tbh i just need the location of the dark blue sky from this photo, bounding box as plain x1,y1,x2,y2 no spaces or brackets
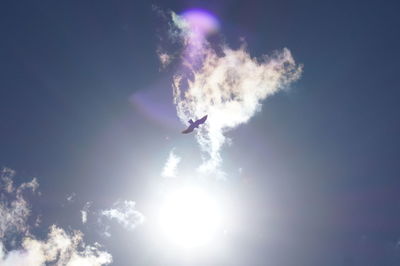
1,0,400,265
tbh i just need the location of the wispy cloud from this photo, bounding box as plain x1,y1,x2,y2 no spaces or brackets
157,49,173,69
0,168,38,239
0,225,112,266
66,192,76,203
163,12,303,176
101,200,144,231
162,149,181,178
81,202,92,225
1,167,15,193
0,168,112,266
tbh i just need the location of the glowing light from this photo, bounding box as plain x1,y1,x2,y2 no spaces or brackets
181,9,220,36
158,186,223,249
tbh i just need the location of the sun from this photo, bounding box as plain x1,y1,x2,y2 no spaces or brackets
158,186,223,249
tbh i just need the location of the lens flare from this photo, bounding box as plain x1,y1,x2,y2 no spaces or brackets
181,9,220,36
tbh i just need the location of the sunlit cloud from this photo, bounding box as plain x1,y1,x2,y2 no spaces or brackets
0,226,112,266
100,200,144,231
0,168,38,239
162,149,181,178
164,11,303,176
0,168,112,266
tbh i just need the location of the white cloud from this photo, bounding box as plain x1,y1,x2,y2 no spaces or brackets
0,168,112,266
66,192,76,203
167,13,303,176
81,202,92,224
101,200,144,231
17,178,39,194
0,168,38,239
81,211,88,225
0,225,112,266
162,149,181,178
0,195,30,238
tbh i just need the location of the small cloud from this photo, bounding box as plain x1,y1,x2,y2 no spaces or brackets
100,200,144,231
66,192,76,203
34,216,41,228
81,211,88,225
16,178,39,194
81,202,92,225
1,167,15,193
157,49,173,68
100,224,111,238
162,149,181,178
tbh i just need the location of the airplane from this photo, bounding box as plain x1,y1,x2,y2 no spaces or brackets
181,115,208,134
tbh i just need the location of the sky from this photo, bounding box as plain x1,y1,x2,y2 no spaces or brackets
0,0,400,265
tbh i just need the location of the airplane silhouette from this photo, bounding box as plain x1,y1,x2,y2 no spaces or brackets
181,115,208,134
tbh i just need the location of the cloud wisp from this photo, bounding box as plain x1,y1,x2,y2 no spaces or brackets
100,200,145,232
81,202,92,225
162,149,181,178
161,11,303,176
66,192,76,203
0,168,38,239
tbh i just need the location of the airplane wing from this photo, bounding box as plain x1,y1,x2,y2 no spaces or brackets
188,119,194,124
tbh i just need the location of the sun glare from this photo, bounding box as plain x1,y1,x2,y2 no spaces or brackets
158,186,223,249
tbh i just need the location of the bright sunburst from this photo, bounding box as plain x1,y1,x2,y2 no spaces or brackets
158,186,223,249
